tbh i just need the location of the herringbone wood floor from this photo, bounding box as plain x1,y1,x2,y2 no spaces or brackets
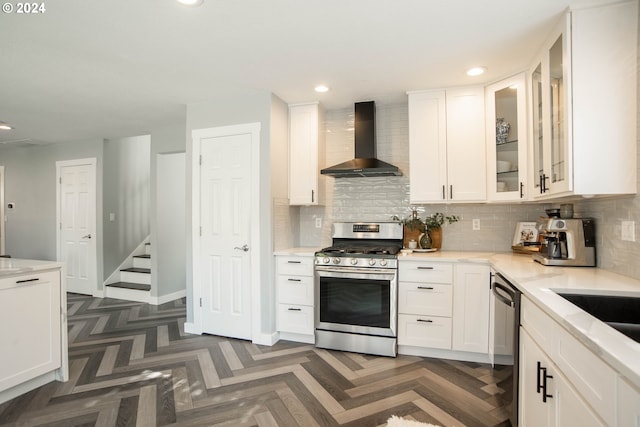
0,294,512,427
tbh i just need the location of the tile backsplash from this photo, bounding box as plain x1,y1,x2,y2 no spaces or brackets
283,101,640,281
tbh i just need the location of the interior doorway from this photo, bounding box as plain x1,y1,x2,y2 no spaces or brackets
191,122,261,341
56,158,98,295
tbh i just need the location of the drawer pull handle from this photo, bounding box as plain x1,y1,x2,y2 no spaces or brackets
16,278,39,284
287,261,302,264
417,266,434,270
417,319,433,323
288,278,302,282
417,286,434,290
287,308,302,311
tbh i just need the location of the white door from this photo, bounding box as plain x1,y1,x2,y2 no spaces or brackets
198,129,254,340
0,165,5,255
57,159,97,295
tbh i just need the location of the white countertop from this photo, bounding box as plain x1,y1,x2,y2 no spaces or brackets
273,247,320,256
402,250,640,388
0,258,64,278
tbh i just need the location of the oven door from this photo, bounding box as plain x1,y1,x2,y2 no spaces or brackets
315,266,397,337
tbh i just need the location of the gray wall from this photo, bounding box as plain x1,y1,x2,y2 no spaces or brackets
150,116,187,299
102,135,150,281
0,139,104,283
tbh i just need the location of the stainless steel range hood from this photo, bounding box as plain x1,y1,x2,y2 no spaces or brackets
321,101,402,177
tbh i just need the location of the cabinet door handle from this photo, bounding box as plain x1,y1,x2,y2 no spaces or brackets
536,361,543,394
417,319,433,323
520,182,524,198
450,185,453,199
442,185,445,200
311,189,314,203
417,266,434,270
287,261,302,264
287,278,302,282
16,278,39,284
542,367,553,402
287,308,302,311
417,286,434,290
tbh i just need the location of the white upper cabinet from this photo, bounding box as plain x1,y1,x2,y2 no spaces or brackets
486,73,528,201
408,87,486,204
288,102,325,205
529,1,638,199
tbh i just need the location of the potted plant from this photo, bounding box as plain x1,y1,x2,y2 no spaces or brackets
424,213,460,249
400,209,426,248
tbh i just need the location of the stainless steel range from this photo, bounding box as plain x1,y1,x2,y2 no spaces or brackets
314,222,403,357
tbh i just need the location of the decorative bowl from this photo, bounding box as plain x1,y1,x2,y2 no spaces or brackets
496,160,511,173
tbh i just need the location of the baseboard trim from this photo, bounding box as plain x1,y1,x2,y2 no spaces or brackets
149,289,186,306
278,331,315,344
252,332,278,346
397,345,492,364
0,371,57,405
183,322,200,335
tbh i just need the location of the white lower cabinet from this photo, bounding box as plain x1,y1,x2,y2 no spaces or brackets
452,263,490,353
398,314,452,349
275,255,315,342
277,304,314,336
519,296,620,427
398,260,490,362
0,268,67,404
398,261,453,350
520,329,605,427
617,377,640,427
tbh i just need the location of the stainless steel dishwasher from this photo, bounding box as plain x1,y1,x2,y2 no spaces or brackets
491,271,521,427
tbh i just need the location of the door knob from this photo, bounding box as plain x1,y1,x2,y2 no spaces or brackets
82,234,92,239
234,244,249,252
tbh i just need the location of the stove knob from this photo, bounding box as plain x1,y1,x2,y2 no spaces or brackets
332,257,341,265
368,259,377,266
350,258,358,266
379,259,388,267
323,257,330,264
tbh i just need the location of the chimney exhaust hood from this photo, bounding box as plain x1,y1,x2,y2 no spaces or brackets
320,101,402,177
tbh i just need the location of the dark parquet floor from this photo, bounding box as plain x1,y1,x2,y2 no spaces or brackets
0,294,512,427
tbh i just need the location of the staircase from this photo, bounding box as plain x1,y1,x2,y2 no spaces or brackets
105,243,152,303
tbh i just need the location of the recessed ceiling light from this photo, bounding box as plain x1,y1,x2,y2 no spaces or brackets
177,0,203,6
466,66,487,77
0,122,13,130
314,85,330,93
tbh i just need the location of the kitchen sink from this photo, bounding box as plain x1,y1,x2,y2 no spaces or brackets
556,292,640,343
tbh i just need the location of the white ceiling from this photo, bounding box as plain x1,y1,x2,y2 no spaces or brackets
0,0,597,145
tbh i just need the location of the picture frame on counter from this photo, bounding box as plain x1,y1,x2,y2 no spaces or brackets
513,221,538,246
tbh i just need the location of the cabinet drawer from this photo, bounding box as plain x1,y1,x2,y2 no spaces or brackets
521,296,556,356
277,275,313,306
0,270,59,290
399,262,453,284
398,314,452,350
277,304,314,335
276,256,314,277
398,282,452,317
554,322,616,425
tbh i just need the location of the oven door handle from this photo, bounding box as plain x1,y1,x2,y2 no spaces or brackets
316,267,395,275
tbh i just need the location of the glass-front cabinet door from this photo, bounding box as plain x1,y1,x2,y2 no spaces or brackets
530,27,571,198
531,63,544,195
548,34,569,193
486,73,528,201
